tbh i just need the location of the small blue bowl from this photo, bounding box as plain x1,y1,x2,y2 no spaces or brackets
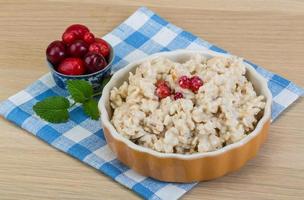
47,41,114,91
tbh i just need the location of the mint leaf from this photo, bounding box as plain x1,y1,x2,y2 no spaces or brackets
33,96,70,123
83,99,100,120
67,80,93,103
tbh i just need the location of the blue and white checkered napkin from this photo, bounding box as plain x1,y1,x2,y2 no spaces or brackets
0,7,303,200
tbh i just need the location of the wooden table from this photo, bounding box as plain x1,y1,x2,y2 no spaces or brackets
0,0,303,199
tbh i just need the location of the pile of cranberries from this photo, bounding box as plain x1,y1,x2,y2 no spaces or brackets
155,76,203,100
46,24,110,75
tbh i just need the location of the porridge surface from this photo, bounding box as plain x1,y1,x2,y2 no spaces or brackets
110,54,265,154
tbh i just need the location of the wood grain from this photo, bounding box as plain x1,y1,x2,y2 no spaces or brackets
0,0,303,199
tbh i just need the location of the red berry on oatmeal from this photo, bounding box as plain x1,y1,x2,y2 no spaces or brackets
190,76,203,93
178,75,191,89
173,92,184,100
155,80,171,99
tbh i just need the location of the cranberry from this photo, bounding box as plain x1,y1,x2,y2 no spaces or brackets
89,38,110,59
46,40,66,66
173,92,184,100
68,40,88,58
57,58,85,75
178,75,191,89
84,52,107,73
65,24,89,37
190,76,203,93
155,80,171,99
62,24,90,44
62,31,77,44
83,32,95,44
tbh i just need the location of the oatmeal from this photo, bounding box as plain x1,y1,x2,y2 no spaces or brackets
110,54,266,154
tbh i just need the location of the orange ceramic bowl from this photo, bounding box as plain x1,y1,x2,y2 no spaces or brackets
98,49,272,183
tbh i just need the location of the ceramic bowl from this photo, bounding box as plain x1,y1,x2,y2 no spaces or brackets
98,49,272,182
47,40,114,90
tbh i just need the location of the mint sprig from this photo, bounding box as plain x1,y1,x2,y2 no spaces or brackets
33,77,111,123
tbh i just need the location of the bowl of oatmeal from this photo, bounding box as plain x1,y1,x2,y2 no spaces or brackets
98,49,272,182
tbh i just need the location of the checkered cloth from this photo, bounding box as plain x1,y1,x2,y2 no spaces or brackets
0,7,303,200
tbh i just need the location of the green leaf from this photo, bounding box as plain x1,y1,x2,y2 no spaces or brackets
67,80,93,103
33,96,70,123
83,99,100,120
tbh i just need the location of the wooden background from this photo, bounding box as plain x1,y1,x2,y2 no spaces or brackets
0,0,303,199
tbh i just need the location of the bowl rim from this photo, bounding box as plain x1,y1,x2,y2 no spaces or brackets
47,40,115,78
98,49,272,159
